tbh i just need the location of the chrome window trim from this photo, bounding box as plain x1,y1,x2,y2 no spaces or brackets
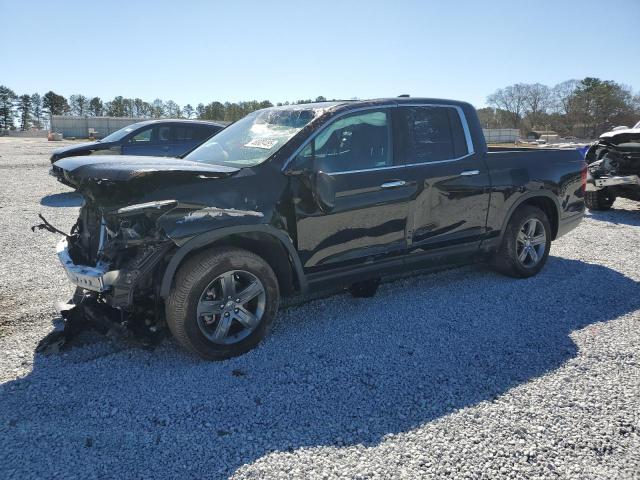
328,152,475,176
281,102,476,174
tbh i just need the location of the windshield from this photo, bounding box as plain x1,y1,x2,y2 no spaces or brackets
100,123,147,142
184,106,325,167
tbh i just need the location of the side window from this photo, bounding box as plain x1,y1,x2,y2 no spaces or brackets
305,110,392,173
172,126,195,142
404,106,468,163
195,125,218,141
129,127,153,143
157,126,172,143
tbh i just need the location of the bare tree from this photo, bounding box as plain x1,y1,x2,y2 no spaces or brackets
551,79,580,115
487,84,528,128
523,83,552,129
164,100,180,117
151,99,165,118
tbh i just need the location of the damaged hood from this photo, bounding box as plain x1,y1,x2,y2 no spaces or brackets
53,156,239,186
599,128,640,144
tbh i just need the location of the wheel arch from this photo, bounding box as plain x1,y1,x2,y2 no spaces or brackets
159,225,306,299
499,192,560,242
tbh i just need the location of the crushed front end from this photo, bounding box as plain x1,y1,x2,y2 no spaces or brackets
42,199,178,352
585,127,640,206
40,155,245,352
585,127,640,198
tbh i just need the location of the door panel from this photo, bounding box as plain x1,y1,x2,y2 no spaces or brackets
398,105,491,253
295,168,416,271
291,108,414,272
406,158,491,250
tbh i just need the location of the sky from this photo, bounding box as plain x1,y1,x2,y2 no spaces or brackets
1,0,639,109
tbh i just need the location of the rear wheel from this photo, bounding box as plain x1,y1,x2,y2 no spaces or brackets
584,188,615,211
493,206,551,278
166,247,279,360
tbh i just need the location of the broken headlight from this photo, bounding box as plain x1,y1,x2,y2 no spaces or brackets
108,200,177,247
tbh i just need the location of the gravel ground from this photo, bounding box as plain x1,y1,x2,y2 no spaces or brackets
0,137,639,479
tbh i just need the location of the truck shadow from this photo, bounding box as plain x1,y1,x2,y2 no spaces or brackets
1,257,638,478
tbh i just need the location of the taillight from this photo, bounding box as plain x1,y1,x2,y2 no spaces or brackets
581,163,587,193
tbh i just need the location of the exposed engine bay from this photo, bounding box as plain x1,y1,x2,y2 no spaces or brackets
585,122,640,208
35,200,177,352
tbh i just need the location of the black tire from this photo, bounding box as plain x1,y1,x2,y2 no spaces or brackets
492,206,551,278
584,188,615,211
166,247,280,360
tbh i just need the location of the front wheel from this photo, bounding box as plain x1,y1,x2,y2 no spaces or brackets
166,247,280,360
492,206,551,278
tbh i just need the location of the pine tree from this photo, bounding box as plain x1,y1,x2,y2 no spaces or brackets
0,85,17,130
30,93,43,129
43,91,70,116
18,94,32,130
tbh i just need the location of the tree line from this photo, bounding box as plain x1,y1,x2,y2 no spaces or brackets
482,77,640,138
0,85,332,132
1,78,638,138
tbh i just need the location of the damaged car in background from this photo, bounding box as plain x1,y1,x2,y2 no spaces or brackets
584,120,640,210
40,98,585,359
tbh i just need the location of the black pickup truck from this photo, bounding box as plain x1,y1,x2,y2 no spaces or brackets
49,98,586,359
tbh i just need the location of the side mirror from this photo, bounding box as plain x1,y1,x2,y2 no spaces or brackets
311,171,335,212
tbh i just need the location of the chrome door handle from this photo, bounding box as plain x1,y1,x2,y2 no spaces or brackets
380,180,407,189
460,170,480,176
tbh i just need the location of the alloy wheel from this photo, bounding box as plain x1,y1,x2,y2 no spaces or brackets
516,218,547,268
196,270,266,345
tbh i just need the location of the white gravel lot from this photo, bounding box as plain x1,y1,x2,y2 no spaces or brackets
0,137,639,479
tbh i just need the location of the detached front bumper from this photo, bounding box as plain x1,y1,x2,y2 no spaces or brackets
56,239,119,293
586,174,640,191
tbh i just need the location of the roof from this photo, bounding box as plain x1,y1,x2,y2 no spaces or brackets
262,98,474,115
136,118,227,127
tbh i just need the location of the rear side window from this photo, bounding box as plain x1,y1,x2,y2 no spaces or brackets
157,126,172,142
403,106,468,163
196,125,219,140
301,110,393,173
172,125,195,141
173,125,219,142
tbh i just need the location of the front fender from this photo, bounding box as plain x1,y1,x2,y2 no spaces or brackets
158,224,306,298
157,205,267,246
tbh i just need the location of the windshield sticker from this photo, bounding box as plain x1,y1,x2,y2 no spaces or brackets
244,138,278,150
